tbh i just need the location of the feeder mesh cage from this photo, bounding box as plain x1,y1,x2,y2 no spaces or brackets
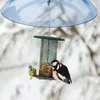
40,39,57,63
39,39,58,78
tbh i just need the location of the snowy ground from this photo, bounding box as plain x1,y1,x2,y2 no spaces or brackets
0,0,100,100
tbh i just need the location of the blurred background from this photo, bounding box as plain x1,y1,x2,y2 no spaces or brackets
0,0,100,100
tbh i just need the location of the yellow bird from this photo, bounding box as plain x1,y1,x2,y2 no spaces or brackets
28,66,37,79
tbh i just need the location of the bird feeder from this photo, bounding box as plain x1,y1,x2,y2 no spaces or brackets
34,35,65,79
1,0,98,80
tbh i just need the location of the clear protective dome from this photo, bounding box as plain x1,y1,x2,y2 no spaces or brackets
1,0,98,28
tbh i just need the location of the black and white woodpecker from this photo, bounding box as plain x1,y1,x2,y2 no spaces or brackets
50,60,72,84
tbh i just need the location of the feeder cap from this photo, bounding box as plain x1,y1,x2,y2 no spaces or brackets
34,35,65,41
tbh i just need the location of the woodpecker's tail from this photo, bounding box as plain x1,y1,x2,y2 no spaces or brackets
64,79,72,84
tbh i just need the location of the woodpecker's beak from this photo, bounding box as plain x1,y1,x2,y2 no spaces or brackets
47,63,52,66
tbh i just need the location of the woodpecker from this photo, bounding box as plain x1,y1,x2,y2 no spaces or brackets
28,66,37,80
50,60,72,84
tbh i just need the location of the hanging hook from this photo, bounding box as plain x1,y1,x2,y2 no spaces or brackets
47,0,51,5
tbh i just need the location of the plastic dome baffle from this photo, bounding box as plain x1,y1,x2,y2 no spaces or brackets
1,0,98,28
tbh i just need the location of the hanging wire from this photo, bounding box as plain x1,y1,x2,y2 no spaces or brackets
47,0,51,62
48,0,51,36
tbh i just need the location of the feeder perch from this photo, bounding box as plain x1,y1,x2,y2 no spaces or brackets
34,35,65,79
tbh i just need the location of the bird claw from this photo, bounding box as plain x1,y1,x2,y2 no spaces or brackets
63,79,72,84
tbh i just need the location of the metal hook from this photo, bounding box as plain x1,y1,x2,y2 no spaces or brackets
47,0,51,5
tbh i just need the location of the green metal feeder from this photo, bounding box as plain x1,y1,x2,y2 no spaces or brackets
34,35,65,79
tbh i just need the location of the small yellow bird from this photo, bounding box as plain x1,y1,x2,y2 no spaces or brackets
28,66,37,79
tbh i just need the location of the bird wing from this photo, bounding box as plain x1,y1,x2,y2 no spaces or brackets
57,64,72,83
57,73,66,80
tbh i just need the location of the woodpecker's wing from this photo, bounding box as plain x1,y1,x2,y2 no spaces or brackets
57,64,72,84
57,72,72,84
56,73,66,81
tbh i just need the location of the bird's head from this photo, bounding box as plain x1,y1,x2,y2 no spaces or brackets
29,66,33,70
50,60,60,67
